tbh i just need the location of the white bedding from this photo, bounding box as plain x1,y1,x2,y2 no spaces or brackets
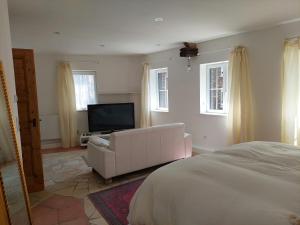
128,142,300,225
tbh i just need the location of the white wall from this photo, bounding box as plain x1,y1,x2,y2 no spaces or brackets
0,0,20,144
34,53,144,148
147,21,300,150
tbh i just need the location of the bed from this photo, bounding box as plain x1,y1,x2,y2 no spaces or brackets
128,142,300,225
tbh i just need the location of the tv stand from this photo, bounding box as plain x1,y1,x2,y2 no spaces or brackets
79,129,130,147
100,130,114,135
80,131,115,147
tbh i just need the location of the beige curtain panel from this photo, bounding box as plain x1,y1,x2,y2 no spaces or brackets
140,63,151,128
228,46,254,144
281,38,300,145
57,62,78,148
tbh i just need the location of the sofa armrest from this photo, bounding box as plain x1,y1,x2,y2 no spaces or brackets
87,142,116,179
184,133,192,158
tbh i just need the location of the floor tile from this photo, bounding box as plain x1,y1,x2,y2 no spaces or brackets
89,217,109,225
31,149,150,225
31,206,58,225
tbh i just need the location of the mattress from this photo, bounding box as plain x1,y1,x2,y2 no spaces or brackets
128,141,300,225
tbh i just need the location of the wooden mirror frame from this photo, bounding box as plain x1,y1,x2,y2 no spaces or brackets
0,61,33,225
0,178,10,225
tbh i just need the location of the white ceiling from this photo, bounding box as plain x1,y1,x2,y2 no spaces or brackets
7,0,300,55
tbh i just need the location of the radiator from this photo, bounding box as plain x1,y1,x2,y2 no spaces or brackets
39,114,61,140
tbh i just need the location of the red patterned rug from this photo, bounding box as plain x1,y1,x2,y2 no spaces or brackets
88,178,145,225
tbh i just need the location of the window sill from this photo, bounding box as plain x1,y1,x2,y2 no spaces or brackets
76,109,87,112
151,109,169,113
200,112,227,117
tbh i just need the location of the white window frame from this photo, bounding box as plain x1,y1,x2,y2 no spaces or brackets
200,61,228,116
73,70,97,111
150,68,169,112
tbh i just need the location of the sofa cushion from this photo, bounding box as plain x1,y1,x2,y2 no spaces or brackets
89,136,110,148
111,123,186,175
87,123,192,179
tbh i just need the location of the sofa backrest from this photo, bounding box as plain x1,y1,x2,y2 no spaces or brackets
110,123,186,176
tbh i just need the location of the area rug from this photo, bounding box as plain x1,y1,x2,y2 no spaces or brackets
88,178,145,225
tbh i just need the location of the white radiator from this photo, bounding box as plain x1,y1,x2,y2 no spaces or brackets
40,114,61,140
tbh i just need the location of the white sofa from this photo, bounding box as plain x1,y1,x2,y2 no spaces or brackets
87,123,192,180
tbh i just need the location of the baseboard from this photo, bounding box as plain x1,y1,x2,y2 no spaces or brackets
41,139,62,149
192,144,215,154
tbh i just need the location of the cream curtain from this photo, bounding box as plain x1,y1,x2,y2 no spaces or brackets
140,63,151,128
228,46,254,144
57,62,78,148
281,38,300,145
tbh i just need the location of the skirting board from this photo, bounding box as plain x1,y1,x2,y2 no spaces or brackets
41,139,61,149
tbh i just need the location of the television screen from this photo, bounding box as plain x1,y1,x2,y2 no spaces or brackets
87,103,135,132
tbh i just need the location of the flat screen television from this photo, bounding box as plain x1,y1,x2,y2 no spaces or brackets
87,103,135,132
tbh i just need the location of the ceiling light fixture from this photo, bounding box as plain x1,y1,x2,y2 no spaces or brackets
180,42,198,72
153,17,164,22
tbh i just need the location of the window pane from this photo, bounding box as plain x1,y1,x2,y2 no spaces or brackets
201,62,228,114
208,66,225,111
217,90,224,110
158,72,167,90
159,90,167,108
209,90,217,110
217,68,224,88
73,74,96,110
209,67,224,90
150,68,168,111
209,68,217,90
209,89,224,111
166,76,168,89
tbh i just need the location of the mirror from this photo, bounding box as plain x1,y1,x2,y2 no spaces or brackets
0,61,32,225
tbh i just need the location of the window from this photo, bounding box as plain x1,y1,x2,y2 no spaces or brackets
150,68,169,111
200,61,228,115
73,71,97,111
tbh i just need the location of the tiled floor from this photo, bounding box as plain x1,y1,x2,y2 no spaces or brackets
32,195,89,225
42,147,86,154
30,149,149,225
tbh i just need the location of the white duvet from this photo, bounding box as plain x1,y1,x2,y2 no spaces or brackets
128,142,300,225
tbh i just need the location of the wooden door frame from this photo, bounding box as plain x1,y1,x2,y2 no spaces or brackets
12,48,44,193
